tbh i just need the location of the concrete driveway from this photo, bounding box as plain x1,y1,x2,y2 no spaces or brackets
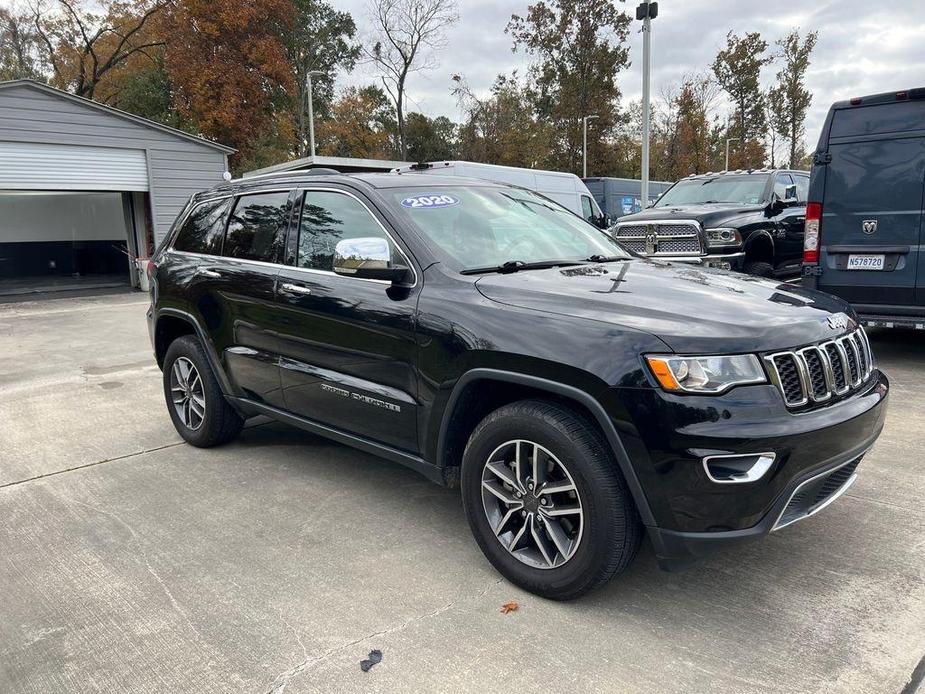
0,293,923,694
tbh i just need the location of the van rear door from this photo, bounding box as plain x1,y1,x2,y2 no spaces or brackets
818,101,925,310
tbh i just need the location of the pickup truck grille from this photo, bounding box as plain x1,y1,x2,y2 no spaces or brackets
765,328,874,409
612,222,703,256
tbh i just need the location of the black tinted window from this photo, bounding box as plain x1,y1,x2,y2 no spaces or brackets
173,198,231,254
224,192,291,262
297,191,394,271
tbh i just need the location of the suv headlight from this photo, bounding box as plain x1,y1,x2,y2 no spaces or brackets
705,228,742,249
645,354,766,394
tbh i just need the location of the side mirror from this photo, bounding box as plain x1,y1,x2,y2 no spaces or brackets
593,213,610,229
333,237,410,283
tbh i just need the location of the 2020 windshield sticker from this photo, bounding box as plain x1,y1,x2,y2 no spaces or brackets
400,193,460,209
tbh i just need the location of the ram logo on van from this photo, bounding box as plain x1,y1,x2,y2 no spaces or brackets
862,220,878,235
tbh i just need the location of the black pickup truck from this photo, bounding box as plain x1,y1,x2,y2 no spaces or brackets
613,169,810,278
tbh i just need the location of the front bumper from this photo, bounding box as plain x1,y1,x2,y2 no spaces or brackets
650,251,745,270
611,370,889,570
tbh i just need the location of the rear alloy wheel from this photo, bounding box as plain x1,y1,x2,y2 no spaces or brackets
170,357,206,431
481,439,584,569
462,399,642,600
163,335,244,447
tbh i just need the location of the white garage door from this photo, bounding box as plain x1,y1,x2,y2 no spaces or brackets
0,141,149,191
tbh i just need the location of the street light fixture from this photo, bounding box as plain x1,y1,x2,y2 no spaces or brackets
725,137,740,171
582,114,599,178
636,1,658,206
306,69,325,158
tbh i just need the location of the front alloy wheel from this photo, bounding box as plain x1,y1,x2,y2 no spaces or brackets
461,399,642,600
481,439,584,569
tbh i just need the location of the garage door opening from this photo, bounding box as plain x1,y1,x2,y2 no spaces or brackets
0,191,147,298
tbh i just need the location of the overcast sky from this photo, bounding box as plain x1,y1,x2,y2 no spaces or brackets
336,0,925,148
6,0,924,149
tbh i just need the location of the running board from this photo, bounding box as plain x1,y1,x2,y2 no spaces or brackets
231,397,445,485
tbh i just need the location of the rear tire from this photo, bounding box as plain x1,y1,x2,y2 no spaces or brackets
744,260,774,278
163,335,244,447
461,399,642,600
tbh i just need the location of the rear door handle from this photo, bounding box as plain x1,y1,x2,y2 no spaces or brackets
197,268,222,278
281,282,312,296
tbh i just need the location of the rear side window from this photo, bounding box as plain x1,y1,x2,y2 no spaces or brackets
297,191,395,271
224,192,291,263
172,198,231,255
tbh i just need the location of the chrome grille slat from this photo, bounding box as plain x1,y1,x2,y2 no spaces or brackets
764,328,874,410
612,220,703,257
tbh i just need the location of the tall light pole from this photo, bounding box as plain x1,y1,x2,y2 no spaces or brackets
306,69,324,158
725,137,740,171
636,1,658,207
582,114,599,178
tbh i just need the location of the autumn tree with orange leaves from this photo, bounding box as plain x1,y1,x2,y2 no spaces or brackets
163,0,295,167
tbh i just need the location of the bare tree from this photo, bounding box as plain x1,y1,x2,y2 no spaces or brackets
30,0,168,99
364,0,458,160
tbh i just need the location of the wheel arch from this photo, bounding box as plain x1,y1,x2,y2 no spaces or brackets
154,308,235,397
435,368,655,525
744,229,775,264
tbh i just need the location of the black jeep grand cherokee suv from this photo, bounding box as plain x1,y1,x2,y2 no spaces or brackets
614,169,809,278
148,171,888,600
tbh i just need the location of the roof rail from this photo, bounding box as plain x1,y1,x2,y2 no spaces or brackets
237,167,344,182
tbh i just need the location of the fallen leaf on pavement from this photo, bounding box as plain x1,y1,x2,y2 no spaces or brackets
500,601,519,614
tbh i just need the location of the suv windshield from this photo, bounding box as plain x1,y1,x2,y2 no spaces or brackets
654,174,769,207
388,186,630,271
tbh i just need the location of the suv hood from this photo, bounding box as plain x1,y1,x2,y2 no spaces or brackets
475,260,854,354
616,203,766,227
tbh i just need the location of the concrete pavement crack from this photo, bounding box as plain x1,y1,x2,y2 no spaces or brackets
0,421,271,491
264,577,505,694
0,440,187,491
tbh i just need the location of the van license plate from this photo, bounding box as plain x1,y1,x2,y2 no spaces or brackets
847,254,885,270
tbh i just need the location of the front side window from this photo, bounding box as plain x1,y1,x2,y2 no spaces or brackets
581,195,594,219
773,173,794,200
654,174,770,207
793,175,809,202
223,192,291,263
388,186,629,271
173,198,231,255
297,191,395,271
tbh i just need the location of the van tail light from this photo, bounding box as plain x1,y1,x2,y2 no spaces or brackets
145,258,156,280
804,202,822,264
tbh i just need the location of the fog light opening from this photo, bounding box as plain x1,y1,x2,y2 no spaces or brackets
703,453,776,484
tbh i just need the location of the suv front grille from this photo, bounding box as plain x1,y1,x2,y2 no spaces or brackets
613,222,703,257
764,328,874,409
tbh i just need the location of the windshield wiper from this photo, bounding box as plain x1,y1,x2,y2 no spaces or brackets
585,254,629,263
460,259,584,275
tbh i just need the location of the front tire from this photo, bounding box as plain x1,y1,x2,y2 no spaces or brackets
744,260,774,278
163,335,243,447
461,400,642,600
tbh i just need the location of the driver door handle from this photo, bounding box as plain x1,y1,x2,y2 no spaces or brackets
281,282,312,296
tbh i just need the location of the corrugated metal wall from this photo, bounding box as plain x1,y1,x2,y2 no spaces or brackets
0,82,230,244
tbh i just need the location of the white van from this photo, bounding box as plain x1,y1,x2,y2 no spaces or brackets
392,161,609,228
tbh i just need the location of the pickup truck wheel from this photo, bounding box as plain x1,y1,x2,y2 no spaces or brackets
744,260,774,278
163,335,243,447
461,399,642,600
